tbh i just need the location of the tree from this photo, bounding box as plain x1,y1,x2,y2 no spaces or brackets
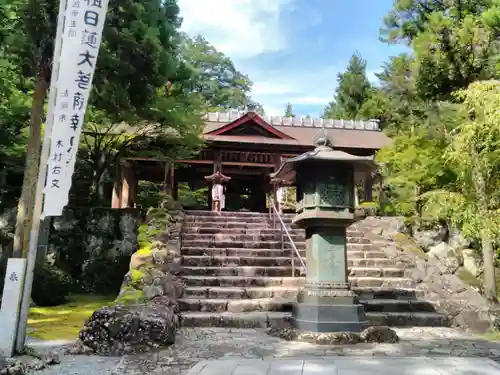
377,128,454,216
4,0,186,257
381,0,499,100
423,81,500,303
323,53,372,119
284,102,295,117
179,33,262,111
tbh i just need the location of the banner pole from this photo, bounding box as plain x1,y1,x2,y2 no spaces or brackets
15,0,68,353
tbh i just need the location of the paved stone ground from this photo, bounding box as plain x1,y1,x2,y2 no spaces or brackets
184,357,500,375
109,327,500,375
22,327,500,375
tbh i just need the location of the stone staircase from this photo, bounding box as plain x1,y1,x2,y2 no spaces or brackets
178,210,450,328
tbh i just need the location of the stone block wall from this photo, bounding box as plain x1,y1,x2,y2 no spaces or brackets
48,207,142,294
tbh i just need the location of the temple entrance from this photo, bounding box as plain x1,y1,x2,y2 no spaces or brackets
224,173,268,212
207,166,272,213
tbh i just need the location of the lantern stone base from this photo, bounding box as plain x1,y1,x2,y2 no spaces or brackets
292,284,367,333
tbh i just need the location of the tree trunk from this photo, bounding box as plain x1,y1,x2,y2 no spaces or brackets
481,230,497,303
12,62,48,258
474,166,498,303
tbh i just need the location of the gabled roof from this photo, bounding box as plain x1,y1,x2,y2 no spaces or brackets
205,112,295,140
203,111,392,150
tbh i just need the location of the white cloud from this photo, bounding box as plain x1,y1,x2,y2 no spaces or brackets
247,66,338,116
178,0,293,59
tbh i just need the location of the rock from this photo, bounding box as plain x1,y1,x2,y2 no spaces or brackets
412,222,447,251
461,249,483,276
78,299,178,356
43,350,60,365
449,228,471,249
65,341,94,355
266,328,362,345
428,242,462,273
361,326,400,343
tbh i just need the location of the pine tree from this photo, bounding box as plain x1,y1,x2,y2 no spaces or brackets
323,53,371,119
284,102,295,117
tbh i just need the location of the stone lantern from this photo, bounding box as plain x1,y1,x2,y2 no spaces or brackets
270,129,377,333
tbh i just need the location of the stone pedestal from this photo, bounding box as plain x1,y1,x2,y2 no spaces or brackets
292,216,366,332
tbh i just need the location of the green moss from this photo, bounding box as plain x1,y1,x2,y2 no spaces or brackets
392,233,415,246
130,269,145,283
28,295,114,341
458,268,482,290
483,330,500,341
392,233,428,260
136,245,153,256
359,201,379,208
114,289,147,305
407,246,429,260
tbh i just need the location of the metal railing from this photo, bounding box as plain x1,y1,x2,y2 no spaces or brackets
268,197,306,276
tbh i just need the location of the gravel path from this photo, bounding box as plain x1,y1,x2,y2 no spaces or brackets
22,327,500,375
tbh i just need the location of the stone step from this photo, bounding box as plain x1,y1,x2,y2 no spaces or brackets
178,298,437,313
182,226,364,237
181,256,303,267
183,275,305,288
182,227,304,235
179,311,450,328
181,233,306,242
181,240,307,249
180,247,306,258
367,312,450,327
183,286,424,300
349,277,414,288
182,275,413,288
184,216,275,224
183,286,300,299
179,311,291,329
185,210,271,217
179,298,294,313
347,250,388,259
183,266,303,277
180,255,395,268
182,266,403,278
183,222,275,229
180,247,385,259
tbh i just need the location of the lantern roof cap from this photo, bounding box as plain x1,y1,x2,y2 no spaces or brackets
269,135,376,183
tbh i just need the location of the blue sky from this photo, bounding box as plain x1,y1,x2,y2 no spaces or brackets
178,0,408,117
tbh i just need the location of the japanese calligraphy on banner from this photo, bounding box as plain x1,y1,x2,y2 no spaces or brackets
42,0,109,217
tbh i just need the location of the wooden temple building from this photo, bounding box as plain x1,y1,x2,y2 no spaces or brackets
111,111,391,212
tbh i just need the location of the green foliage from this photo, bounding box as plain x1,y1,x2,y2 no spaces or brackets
323,53,372,119
31,262,72,306
178,183,208,209
377,129,455,216
381,0,499,101
179,33,263,112
284,103,296,117
422,81,500,241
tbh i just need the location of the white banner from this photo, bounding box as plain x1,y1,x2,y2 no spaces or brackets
42,0,110,217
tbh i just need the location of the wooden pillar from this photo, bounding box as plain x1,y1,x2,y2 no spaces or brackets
111,163,122,208
214,150,222,173
121,163,137,208
364,171,373,202
173,167,179,201
272,153,281,210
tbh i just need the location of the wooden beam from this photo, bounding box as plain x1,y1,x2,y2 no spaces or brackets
222,161,274,167
176,160,213,164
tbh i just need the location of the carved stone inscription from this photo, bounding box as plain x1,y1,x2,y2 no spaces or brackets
308,233,346,283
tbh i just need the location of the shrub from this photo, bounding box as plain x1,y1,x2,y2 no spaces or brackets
32,263,72,306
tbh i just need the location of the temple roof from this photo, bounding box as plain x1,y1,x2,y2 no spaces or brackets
203,111,391,150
